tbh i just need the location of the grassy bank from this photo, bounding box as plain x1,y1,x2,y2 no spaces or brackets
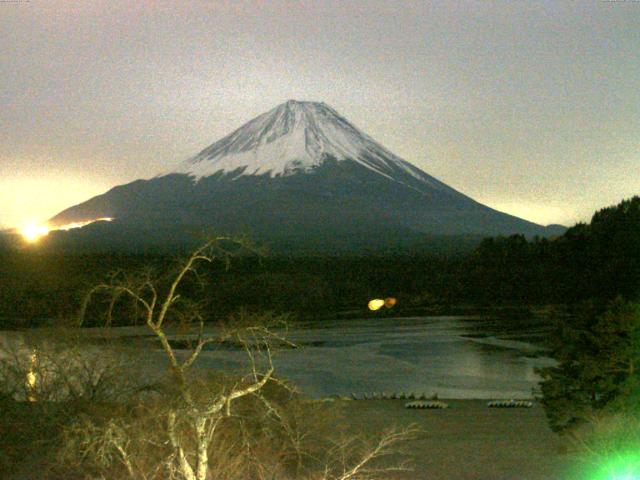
333,398,572,479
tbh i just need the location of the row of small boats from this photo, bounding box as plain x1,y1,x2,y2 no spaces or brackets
350,392,437,401
348,393,534,409
404,399,534,409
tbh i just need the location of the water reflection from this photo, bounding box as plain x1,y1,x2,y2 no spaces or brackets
195,316,554,399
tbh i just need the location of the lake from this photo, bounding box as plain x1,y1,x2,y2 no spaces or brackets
190,315,555,399
0,315,555,400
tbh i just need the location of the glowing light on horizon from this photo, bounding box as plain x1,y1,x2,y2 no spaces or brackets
55,217,113,231
18,217,114,243
20,222,50,243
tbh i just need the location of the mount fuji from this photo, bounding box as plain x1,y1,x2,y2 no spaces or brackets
48,100,563,252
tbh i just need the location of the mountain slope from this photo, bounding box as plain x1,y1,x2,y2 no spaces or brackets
49,100,562,252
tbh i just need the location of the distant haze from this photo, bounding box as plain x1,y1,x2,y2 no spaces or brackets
1,1,638,229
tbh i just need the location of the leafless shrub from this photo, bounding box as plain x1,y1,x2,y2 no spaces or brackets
0,327,141,405
313,425,418,480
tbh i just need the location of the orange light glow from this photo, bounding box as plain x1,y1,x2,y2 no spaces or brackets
384,297,397,308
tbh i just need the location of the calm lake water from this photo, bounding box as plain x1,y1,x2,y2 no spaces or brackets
192,316,555,399
0,316,555,400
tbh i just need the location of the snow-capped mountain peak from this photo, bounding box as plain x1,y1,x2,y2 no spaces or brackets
177,100,426,182
48,100,559,251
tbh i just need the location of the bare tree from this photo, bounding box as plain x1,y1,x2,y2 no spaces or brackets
76,239,286,480
318,426,417,480
61,238,418,480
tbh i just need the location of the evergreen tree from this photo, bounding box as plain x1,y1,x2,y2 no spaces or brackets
538,298,640,432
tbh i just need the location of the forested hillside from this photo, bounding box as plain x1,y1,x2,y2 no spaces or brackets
1,197,637,327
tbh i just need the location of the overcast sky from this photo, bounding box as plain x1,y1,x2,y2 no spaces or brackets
1,0,638,229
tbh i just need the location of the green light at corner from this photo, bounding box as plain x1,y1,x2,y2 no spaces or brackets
585,452,640,480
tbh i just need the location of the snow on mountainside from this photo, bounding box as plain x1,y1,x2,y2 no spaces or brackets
46,99,564,252
177,100,446,191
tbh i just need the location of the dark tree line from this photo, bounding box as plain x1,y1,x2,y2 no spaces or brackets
465,196,640,305
1,196,638,327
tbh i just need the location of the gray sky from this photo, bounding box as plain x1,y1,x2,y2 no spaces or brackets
1,0,638,229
